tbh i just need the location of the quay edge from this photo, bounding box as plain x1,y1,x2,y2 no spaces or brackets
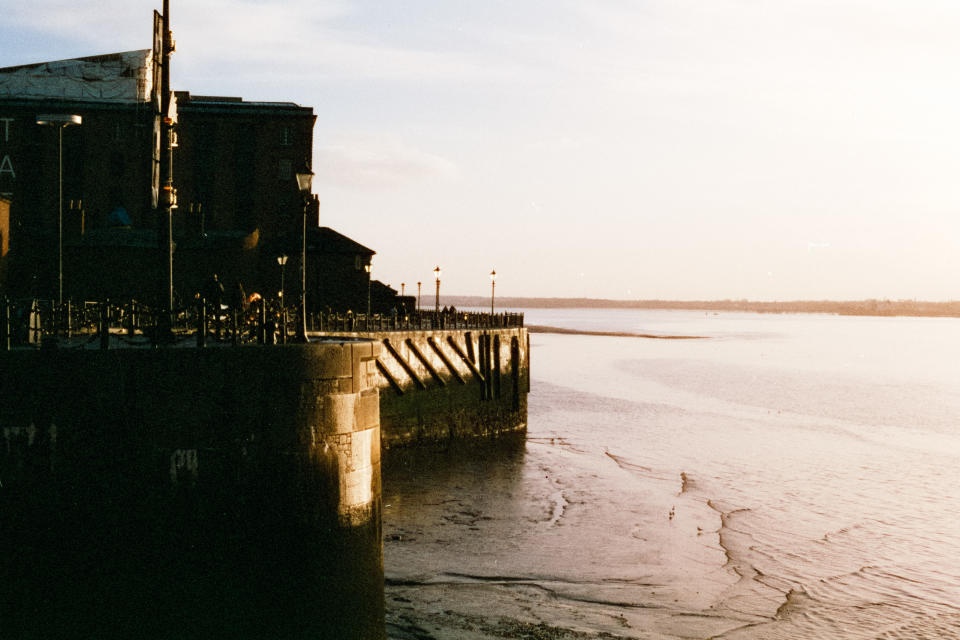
0,341,385,640
320,326,530,449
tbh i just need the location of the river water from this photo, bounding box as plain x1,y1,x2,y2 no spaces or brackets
383,309,960,639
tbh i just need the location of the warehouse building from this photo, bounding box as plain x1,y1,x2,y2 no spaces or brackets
0,48,383,312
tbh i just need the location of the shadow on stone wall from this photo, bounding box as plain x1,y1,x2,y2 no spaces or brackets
0,344,385,640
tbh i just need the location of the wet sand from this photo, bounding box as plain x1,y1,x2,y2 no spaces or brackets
384,309,960,639
381,427,745,640
527,325,707,340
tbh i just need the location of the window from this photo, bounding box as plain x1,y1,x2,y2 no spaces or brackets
277,158,292,180
280,126,292,146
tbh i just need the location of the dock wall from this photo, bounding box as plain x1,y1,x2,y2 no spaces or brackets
0,343,385,640
322,328,529,448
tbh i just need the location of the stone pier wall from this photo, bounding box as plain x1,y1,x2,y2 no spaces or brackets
322,328,529,448
0,342,385,640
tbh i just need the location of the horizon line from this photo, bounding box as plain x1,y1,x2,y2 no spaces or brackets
440,295,960,304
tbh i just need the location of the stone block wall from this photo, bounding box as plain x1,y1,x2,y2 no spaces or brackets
322,328,529,448
0,342,385,640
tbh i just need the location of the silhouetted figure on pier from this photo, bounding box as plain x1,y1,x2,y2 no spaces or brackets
230,280,247,312
202,274,225,339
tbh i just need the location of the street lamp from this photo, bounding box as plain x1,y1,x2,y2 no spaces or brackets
417,281,422,312
36,114,82,307
277,254,288,343
295,163,314,342
400,282,405,297
434,266,441,319
277,255,288,302
364,262,372,317
490,269,496,316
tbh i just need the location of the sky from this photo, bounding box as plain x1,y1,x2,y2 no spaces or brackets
3,0,960,301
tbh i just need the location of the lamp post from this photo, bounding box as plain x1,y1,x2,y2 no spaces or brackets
36,114,81,307
417,281,421,312
295,163,314,342
277,255,288,302
364,263,372,317
490,269,496,316
433,266,441,321
277,254,288,343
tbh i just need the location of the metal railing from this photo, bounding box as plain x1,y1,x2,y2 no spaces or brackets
309,310,524,333
0,298,524,350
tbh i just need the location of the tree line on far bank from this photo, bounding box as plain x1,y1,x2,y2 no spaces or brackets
443,296,960,318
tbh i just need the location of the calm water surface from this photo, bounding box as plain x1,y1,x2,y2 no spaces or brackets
384,309,960,639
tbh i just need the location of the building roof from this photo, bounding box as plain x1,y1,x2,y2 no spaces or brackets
0,53,311,119
174,91,312,116
267,226,375,256
0,50,153,103
307,227,375,256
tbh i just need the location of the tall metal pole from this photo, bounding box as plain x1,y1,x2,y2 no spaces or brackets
365,264,372,317
277,255,287,342
56,124,77,339
294,166,313,342
157,0,175,338
298,198,307,340
490,269,496,316
57,125,63,307
37,114,81,306
417,281,421,312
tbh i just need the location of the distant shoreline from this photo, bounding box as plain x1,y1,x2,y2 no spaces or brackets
527,325,707,340
445,296,960,319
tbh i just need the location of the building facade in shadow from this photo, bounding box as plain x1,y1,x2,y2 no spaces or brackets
0,49,392,312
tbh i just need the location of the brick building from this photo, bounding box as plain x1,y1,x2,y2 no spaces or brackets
0,49,383,311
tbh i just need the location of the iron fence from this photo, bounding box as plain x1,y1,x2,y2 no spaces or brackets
0,298,524,350
310,310,524,333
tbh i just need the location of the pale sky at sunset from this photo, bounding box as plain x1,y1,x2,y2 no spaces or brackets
3,0,960,300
